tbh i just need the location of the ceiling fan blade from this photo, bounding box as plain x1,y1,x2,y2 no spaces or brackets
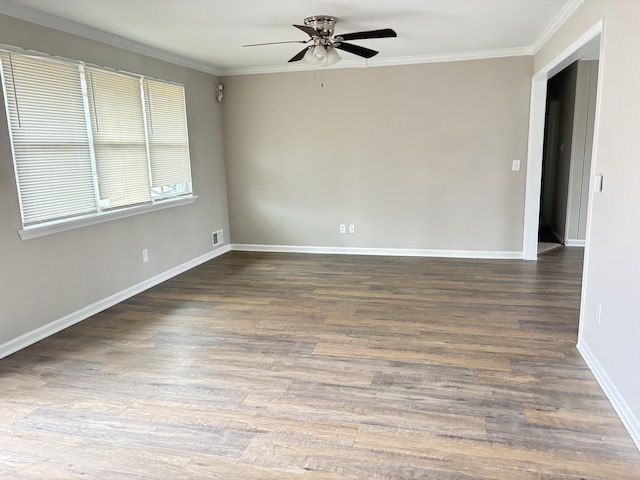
338,28,397,41
288,47,310,63
335,42,379,59
293,24,318,38
243,40,309,47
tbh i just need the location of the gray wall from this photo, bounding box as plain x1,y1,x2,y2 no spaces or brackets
0,15,229,345
222,57,532,253
536,0,640,429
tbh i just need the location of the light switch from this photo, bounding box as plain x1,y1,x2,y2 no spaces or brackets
594,175,603,192
512,160,521,171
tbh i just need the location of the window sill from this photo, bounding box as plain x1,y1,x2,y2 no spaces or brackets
19,196,197,240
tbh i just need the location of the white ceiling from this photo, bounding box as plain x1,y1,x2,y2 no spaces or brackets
0,0,584,76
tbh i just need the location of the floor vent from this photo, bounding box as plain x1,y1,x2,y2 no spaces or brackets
212,229,224,247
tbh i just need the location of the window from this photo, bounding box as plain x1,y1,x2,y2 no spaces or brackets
0,48,193,236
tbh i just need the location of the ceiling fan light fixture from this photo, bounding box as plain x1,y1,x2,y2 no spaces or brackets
246,16,395,66
303,44,341,67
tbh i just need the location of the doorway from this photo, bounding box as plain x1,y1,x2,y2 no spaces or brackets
537,58,599,256
522,23,602,261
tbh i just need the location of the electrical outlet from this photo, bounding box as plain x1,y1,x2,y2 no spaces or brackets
339,224,346,234
596,302,602,324
142,249,149,263
349,224,355,234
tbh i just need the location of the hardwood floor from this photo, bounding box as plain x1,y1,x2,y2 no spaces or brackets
1,248,639,479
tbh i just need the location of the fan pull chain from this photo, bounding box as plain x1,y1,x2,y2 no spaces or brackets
312,67,325,88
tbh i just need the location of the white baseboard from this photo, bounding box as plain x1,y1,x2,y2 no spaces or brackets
577,338,640,452
0,244,231,360
231,243,522,259
566,239,586,247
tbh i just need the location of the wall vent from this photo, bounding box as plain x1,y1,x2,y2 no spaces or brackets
212,229,224,246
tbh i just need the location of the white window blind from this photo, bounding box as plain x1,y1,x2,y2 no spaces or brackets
0,53,97,226
0,48,193,233
86,68,151,209
144,79,192,198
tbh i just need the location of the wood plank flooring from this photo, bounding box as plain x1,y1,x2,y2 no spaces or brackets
1,247,639,479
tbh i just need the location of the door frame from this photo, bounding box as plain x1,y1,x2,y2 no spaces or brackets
522,20,603,260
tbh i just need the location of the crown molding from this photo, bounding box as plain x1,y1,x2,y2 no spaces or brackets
532,0,585,53
220,46,533,77
361,47,534,69
0,0,222,76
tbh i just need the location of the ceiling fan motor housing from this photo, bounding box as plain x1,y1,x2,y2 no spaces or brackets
303,16,338,38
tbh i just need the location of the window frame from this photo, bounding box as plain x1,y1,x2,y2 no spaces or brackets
17,195,196,240
0,45,196,240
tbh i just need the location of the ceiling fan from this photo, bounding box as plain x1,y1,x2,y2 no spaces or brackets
243,16,397,66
